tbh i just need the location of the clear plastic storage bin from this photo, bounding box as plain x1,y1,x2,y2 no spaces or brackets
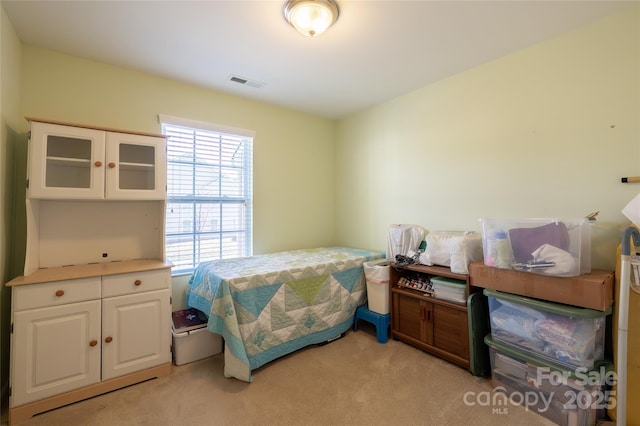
480,218,591,277
485,289,608,370
430,276,466,305
485,335,610,426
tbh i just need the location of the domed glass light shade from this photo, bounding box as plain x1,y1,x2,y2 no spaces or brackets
283,0,340,38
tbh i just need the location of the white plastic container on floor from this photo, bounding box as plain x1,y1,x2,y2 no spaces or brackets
364,259,392,314
172,326,223,365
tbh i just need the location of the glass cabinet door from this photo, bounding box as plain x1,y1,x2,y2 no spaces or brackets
105,132,166,200
28,122,106,199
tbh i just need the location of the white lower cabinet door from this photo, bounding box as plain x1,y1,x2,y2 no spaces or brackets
11,300,101,406
101,289,171,380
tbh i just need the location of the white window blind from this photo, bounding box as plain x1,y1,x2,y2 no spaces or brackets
160,115,253,275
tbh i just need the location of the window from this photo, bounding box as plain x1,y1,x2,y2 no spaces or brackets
160,115,253,275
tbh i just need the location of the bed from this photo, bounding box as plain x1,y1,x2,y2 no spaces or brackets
186,247,386,381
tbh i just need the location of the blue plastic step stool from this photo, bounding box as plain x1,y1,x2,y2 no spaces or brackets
353,305,390,343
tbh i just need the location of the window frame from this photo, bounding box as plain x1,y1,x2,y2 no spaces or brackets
159,114,254,275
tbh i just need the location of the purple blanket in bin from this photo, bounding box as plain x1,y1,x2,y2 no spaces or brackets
508,222,569,263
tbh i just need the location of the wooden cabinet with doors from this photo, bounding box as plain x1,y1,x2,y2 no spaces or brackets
390,264,489,374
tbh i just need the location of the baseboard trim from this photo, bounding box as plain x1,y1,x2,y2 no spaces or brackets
8,362,171,425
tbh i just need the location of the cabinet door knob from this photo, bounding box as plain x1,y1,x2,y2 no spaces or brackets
108,162,116,168
89,340,98,347
94,161,102,167
134,279,142,286
55,290,64,297
105,336,113,343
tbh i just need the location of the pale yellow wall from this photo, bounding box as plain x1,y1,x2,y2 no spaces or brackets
19,45,337,260
2,1,638,393
336,6,640,272
1,3,23,415
17,46,337,308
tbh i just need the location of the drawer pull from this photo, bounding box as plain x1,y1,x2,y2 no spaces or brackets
55,290,64,297
105,336,113,343
89,340,98,347
108,162,116,169
134,279,142,286
94,161,102,167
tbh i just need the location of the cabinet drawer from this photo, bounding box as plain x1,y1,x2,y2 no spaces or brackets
13,277,101,311
102,269,169,297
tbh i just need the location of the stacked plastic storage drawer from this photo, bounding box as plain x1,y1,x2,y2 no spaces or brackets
485,336,612,425
484,289,612,425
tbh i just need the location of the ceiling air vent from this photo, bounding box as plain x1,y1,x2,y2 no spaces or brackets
228,75,265,89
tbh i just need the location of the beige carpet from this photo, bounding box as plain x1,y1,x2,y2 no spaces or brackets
10,325,557,426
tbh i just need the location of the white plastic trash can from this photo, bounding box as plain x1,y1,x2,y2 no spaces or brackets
364,259,392,314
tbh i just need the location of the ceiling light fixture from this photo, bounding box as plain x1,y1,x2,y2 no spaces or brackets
283,0,339,38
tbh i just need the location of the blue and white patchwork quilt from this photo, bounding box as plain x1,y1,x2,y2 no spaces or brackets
187,247,385,381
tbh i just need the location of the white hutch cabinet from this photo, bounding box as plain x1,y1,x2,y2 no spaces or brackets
6,118,172,425
27,121,166,200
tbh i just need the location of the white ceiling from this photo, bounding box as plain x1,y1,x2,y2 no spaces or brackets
2,0,634,119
